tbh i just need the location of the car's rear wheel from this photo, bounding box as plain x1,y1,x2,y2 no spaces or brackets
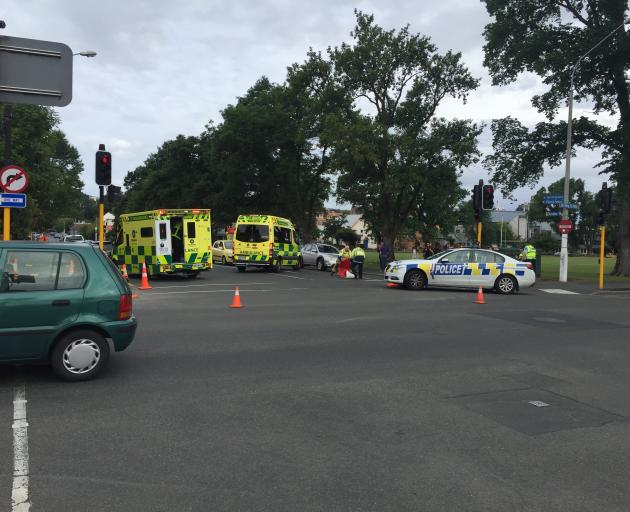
51,329,110,381
495,274,517,295
237,265,246,273
316,258,325,271
403,269,427,290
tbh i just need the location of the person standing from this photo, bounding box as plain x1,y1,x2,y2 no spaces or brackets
424,242,434,259
350,243,366,279
378,240,391,271
521,241,537,272
412,239,420,259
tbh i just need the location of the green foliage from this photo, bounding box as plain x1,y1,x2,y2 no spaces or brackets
0,104,84,238
322,214,348,243
481,0,630,275
330,11,482,255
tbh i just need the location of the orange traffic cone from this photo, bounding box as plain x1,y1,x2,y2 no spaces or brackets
68,257,75,276
229,287,243,308
121,263,129,281
138,262,152,290
475,287,485,304
387,282,398,288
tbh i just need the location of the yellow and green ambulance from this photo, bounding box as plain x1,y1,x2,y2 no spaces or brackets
113,209,212,277
233,214,301,272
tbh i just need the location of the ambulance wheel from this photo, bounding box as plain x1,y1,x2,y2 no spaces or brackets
494,274,517,295
273,257,282,273
51,329,110,381
221,256,227,265
316,258,325,271
404,269,427,290
293,257,302,271
237,265,246,273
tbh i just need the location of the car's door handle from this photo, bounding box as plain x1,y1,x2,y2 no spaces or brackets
52,299,70,307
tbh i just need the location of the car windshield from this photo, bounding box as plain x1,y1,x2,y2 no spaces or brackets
318,245,339,254
224,241,233,249
425,250,451,260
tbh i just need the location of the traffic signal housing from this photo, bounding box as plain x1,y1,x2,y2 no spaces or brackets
95,149,112,186
598,183,612,214
107,185,121,205
472,184,482,212
482,184,494,210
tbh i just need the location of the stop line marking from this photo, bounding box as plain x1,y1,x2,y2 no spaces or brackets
539,289,580,295
11,384,30,511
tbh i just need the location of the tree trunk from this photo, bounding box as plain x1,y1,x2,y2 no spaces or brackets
612,182,630,276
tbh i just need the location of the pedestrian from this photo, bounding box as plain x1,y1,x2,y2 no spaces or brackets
424,242,434,259
378,240,391,271
412,239,420,259
521,241,537,272
350,242,366,279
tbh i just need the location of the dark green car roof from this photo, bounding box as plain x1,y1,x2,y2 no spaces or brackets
0,241,97,251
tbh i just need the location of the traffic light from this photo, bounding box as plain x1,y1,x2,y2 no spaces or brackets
482,184,495,210
107,185,121,204
472,184,482,212
598,183,612,214
95,145,112,186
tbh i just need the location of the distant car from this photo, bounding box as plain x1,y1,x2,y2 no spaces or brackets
384,248,535,294
301,243,340,270
0,241,137,380
63,235,85,243
212,240,234,265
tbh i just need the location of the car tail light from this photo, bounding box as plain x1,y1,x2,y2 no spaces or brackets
525,263,533,270
119,294,132,320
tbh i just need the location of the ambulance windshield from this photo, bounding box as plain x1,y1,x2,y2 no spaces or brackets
236,224,269,243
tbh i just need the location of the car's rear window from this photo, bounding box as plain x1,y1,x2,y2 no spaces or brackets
236,224,269,243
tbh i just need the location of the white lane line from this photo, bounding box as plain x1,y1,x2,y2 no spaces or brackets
12,384,30,512
269,273,310,280
144,282,270,289
539,289,580,295
146,288,275,296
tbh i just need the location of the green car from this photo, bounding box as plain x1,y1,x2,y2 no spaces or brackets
0,241,137,381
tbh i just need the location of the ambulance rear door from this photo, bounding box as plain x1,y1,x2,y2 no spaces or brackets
155,220,172,258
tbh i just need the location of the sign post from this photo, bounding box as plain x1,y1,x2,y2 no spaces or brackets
599,225,606,290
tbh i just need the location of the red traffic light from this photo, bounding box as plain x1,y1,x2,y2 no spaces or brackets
101,155,110,165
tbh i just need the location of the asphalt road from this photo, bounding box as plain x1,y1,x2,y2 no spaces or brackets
2,265,630,511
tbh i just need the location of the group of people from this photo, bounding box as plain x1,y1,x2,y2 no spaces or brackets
331,243,366,279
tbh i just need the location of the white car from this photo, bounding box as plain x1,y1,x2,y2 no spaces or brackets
384,248,535,294
301,243,340,270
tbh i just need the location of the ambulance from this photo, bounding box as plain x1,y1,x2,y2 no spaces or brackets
233,214,301,272
113,209,212,277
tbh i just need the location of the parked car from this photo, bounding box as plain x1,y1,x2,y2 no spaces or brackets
212,240,234,265
301,243,340,270
63,234,85,243
0,241,137,380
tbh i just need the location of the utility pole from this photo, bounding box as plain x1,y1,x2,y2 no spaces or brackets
2,105,12,240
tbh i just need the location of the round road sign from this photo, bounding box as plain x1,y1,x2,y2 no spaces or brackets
558,219,573,234
0,165,30,193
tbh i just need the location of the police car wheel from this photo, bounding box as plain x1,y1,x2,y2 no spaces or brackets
404,269,427,290
495,274,517,295
316,258,325,271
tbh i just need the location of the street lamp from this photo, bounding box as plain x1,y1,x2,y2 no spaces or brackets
560,19,629,282
73,51,97,57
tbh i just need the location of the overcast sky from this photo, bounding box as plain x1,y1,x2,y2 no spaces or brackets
2,0,615,209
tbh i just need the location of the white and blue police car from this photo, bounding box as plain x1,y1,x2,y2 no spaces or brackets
384,248,535,294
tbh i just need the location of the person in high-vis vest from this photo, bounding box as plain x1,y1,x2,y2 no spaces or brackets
350,243,366,279
521,242,537,272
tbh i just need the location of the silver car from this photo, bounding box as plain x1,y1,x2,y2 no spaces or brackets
301,243,340,271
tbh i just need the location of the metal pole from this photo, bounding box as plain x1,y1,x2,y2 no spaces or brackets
98,186,104,250
2,104,13,241
477,221,482,246
500,215,503,248
599,225,606,289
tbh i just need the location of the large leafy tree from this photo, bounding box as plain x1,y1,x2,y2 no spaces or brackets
482,0,630,275
329,11,482,256
0,104,84,238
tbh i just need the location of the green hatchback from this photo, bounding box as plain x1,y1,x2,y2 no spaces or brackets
0,241,137,380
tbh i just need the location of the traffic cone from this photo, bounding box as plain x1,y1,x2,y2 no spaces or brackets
121,263,129,281
68,257,75,276
229,287,243,308
138,262,152,290
387,282,398,288
475,287,485,304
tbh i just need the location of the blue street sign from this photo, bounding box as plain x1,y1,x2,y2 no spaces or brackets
0,193,27,208
546,212,561,217
561,203,579,210
543,195,564,204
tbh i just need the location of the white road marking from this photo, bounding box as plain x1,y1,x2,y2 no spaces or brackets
12,384,30,512
145,282,270,289
146,288,275,296
539,289,580,295
528,400,550,407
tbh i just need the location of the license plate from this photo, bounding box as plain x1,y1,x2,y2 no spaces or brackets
238,255,247,260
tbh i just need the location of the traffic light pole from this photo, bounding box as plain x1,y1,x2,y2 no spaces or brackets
98,185,104,250
599,224,606,290
477,221,482,245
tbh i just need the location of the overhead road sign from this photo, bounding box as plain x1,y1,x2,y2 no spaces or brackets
0,35,73,106
0,165,29,193
0,193,26,208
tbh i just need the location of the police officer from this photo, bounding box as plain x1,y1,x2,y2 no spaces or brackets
521,241,537,272
350,243,365,279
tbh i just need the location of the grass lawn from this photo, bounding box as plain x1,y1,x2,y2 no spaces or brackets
361,250,628,283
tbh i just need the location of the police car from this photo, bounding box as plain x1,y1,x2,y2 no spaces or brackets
384,248,535,294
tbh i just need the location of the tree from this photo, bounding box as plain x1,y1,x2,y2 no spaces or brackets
0,104,84,238
481,1,630,275
322,214,347,243
329,11,482,258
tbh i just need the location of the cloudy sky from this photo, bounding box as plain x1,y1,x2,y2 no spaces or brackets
2,0,614,209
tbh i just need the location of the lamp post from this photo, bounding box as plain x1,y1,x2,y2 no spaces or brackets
560,20,629,282
73,51,97,57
